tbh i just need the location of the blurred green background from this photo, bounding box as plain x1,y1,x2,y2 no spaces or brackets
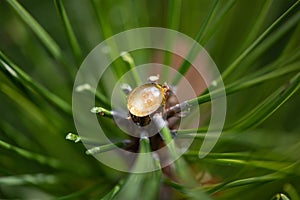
0,0,300,199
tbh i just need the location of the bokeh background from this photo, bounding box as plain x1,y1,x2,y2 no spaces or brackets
1,0,300,199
